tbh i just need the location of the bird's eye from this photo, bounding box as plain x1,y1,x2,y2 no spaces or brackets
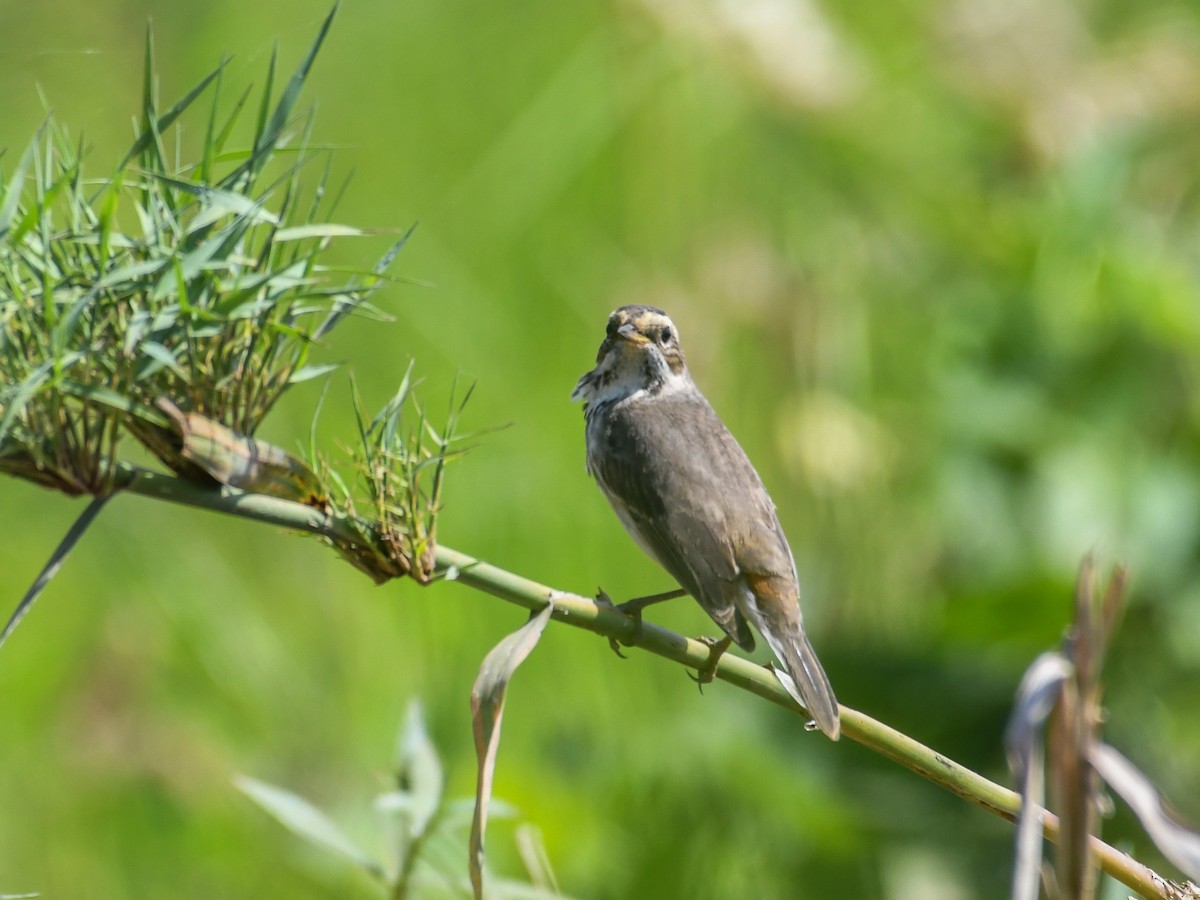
659,326,673,345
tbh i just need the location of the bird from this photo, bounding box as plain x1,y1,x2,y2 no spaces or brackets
571,304,840,740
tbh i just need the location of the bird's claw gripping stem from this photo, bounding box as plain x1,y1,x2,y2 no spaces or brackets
688,635,733,692
596,587,688,658
595,589,645,657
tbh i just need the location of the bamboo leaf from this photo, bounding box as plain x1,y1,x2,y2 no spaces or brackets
469,604,554,900
199,56,225,183
514,824,560,894
242,3,339,182
213,84,254,161
274,223,365,241
99,257,172,290
49,291,94,359
58,381,170,429
142,173,281,230
137,341,189,380
235,775,385,880
289,362,341,384
117,59,224,172
0,353,85,445
395,700,444,841
0,497,109,651
314,223,413,340
9,156,80,244
149,213,254,301
0,126,42,240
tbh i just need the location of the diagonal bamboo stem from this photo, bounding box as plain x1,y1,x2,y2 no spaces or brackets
113,465,1188,900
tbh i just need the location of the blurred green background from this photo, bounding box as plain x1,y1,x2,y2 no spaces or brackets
3,0,1200,896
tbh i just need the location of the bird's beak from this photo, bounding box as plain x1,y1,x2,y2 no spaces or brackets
615,323,649,344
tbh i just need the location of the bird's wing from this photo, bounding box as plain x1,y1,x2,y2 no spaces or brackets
592,399,756,650
730,488,797,583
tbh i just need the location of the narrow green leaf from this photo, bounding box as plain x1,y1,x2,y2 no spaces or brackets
62,231,137,250
199,57,226,183
99,257,170,289
313,222,413,340
248,3,339,179
9,157,79,244
289,362,341,383
141,22,155,122
372,790,415,881
150,212,253,301
0,353,84,445
185,202,270,236
0,126,42,240
235,775,385,880
218,295,286,321
213,84,254,161
49,291,94,360
117,55,223,172
0,496,109,651
396,701,444,840
207,264,314,316
274,223,365,241
58,381,170,429
94,171,122,268
137,341,189,381
144,173,281,230
306,376,332,476
276,113,318,235
251,43,279,168
514,825,560,894
136,23,166,172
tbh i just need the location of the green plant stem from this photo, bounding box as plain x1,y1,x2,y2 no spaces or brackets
114,465,1184,900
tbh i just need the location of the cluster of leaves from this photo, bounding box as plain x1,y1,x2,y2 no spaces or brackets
0,10,379,491
238,702,564,899
0,6,465,591
314,369,474,585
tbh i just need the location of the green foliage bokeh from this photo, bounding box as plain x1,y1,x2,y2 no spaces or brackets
3,0,1200,897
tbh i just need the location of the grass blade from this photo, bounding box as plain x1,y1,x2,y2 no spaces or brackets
0,125,42,239
241,3,339,182
314,223,413,340
117,58,223,172
0,496,110,651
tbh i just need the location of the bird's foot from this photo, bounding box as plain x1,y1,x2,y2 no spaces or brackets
596,587,686,657
688,635,733,692
595,588,645,658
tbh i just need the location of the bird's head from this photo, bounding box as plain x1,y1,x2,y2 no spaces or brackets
571,305,688,405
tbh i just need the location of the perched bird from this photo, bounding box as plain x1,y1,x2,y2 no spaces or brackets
572,305,840,740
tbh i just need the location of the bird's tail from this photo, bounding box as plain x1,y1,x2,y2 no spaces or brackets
744,598,840,740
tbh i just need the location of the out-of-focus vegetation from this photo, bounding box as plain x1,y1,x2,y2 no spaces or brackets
2,0,1200,897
